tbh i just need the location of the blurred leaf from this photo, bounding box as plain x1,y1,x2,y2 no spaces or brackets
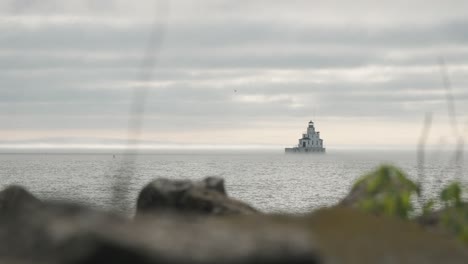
441,182,462,207
349,165,418,219
422,199,434,216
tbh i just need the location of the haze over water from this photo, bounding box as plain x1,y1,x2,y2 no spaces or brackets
1,150,466,215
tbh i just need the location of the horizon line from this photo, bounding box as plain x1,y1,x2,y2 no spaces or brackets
0,142,458,152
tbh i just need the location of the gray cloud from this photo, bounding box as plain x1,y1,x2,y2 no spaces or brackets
2,19,468,72
1,0,468,147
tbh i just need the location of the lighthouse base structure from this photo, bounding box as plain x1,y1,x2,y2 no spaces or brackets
285,147,326,153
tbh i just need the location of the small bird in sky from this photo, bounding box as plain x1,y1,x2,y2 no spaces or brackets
234,89,237,93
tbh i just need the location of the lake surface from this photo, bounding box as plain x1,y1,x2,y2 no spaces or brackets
0,150,467,215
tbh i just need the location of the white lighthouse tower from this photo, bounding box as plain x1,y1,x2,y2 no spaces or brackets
285,120,325,153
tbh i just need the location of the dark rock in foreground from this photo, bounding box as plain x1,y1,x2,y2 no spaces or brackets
304,207,468,264
0,186,317,264
1,179,468,264
0,185,42,214
136,177,258,216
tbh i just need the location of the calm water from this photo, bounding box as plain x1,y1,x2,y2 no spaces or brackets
0,150,467,215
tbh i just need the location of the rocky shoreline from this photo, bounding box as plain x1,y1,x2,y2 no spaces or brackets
1,165,468,264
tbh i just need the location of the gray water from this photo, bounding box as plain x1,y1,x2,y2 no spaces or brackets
1,150,467,215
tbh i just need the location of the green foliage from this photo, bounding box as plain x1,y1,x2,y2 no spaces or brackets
440,182,462,207
438,182,468,243
350,165,419,219
440,205,468,243
348,165,468,244
422,199,435,216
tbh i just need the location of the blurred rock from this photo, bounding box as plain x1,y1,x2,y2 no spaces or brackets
1,184,468,264
0,186,319,263
0,185,41,215
0,188,128,264
201,176,226,195
304,207,468,264
136,177,258,216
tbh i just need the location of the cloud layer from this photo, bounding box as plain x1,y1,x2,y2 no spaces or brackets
1,0,468,149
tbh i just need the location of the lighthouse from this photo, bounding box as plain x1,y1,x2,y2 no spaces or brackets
285,120,325,153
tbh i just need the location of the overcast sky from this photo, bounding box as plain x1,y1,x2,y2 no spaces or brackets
1,0,468,150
